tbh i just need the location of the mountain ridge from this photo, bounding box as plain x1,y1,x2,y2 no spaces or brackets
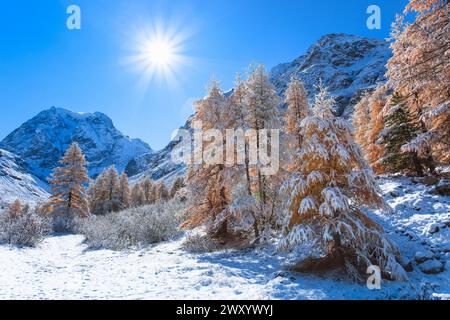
0,107,152,182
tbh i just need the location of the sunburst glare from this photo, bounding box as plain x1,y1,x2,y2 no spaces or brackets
122,20,193,89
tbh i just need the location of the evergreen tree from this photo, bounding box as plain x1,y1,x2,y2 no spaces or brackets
90,166,121,214
49,142,90,219
382,93,424,175
280,84,406,281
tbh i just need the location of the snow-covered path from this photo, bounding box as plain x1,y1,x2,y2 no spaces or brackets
0,177,449,300
0,234,272,300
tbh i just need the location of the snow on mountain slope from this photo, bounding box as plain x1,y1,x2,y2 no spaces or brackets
270,33,391,116
125,117,192,184
126,34,391,183
0,107,152,181
0,177,448,300
0,149,49,205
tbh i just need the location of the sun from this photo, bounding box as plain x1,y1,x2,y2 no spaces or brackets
122,21,193,88
144,39,175,67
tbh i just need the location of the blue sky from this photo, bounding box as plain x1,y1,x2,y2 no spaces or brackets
0,0,408,150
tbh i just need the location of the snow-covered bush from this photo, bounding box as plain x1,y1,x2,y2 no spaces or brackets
181,233,220,253
0,210,51,247
76,198,184,250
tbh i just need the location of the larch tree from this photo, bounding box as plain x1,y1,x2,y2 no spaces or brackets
353,86,388,174
142,178,156,204
90,165,121,215
244,64,281,204
156,180,170,202
119,172,131,209
279,84,406,281
183,79,234,240
131,183,146,208
49,142,90,219
285,76,309,149
386,0,449,170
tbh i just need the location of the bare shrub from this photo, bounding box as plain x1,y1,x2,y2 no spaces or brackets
181,232,220,253
76,198,185,250
0,210,51,247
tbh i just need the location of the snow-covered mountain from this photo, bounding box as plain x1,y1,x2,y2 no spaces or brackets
270,33,391,116
125,118,192,184
0,149,49,205
0,107,152,181
126,33,391,182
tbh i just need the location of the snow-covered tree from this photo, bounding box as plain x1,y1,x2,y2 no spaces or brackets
279,84,406,281
183,79,232,239
89,165,121,215
381,93,424,175
170,176,185,198
353,86,388,174
285,76,309,149
386,0,449,168
244,64,281,204
49,142,90,219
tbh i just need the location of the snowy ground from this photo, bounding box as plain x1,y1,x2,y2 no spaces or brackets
0,177,448,300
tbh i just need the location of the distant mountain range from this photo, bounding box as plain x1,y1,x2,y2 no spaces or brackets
0,34,391,203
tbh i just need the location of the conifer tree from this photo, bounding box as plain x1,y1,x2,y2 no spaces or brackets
142,178,156,204
156,181,170,202
131,183,146,207
353,87,388,174
244,64,281,203
183,79,233,239
119,172,131,209
49,142,90,219
386,0,449,169
280,84,406,281
381,93,424,175
285,76,309,149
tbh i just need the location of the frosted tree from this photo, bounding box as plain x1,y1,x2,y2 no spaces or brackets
229,73,252,196
285,76,309,149
386,0,449,169
353,86,388,174
49,142,90,219
170,176,185,198
244,64,281,204
8,199,22,218
131,183,146,208
90,165,121,215
279,84,406,281
118,172,131,209
381,93,424,175
183,79,234,239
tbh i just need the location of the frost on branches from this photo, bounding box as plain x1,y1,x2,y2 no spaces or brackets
279,84,407,282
